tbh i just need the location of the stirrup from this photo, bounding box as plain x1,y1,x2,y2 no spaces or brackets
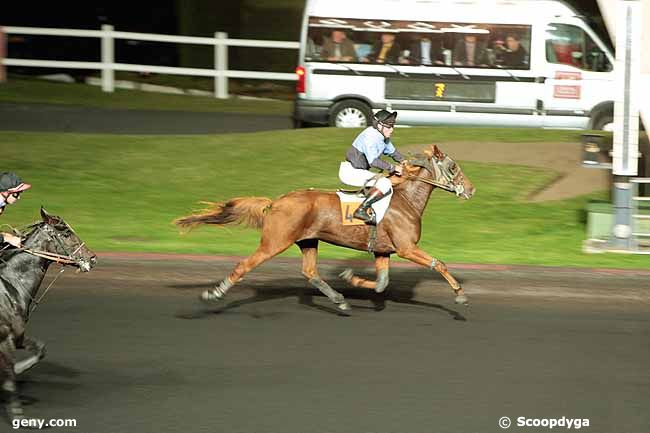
353,207,376,225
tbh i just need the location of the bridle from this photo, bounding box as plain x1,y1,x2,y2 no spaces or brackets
20,222,87,266
1,221,89,316
406,154,467,197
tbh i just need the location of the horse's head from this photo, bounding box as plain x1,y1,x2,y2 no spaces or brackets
405,145,475,199
22,207,97,272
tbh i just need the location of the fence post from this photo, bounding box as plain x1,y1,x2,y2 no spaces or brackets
101,24,114,92
0,27,6,83
214,31,228,99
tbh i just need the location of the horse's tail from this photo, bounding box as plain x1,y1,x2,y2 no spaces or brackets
174,197,273,231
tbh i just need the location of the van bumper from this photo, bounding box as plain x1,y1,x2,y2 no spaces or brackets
293,99,330,125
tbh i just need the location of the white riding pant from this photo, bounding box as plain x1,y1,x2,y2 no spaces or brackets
338,161,392,194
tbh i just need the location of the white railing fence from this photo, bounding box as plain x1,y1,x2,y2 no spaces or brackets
0,24,300,99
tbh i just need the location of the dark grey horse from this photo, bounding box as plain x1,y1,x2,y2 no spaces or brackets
0,208,96,423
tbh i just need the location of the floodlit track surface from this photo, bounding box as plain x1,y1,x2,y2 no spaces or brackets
14,255,650,433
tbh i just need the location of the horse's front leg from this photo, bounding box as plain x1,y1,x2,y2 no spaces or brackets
396,246,468,305
14,336,46,375
0,337,24,422
339,254,390,293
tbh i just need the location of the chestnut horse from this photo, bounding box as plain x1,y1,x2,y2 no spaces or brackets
175,145,474,312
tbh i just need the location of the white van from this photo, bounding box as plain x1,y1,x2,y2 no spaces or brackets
293,0,615,130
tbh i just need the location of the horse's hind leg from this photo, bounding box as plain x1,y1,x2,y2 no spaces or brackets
298,240,350,312
201,231,295,302
339,254,390,293
396,245,468,305
14,336,46,375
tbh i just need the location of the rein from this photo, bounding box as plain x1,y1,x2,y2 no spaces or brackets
405,173,453,191
2,222,87,316
19,247,80,265
28,267,66,316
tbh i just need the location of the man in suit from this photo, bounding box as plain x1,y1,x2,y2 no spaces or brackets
320,29,358,62
498,33,529,68
405,33,444,65
452,34,490,67
363,33,401,64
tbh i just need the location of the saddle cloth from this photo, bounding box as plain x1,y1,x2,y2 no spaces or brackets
336,190,392,225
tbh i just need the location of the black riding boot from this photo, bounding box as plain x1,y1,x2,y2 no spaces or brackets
353,187,386,225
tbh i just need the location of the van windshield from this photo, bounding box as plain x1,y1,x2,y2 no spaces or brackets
545,23,612,72
306,17,532,70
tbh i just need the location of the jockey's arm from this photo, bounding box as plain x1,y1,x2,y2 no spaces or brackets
369,157,402,176
369,157,395,172
382,140,404,163
0,232,21,248
390,149,405,163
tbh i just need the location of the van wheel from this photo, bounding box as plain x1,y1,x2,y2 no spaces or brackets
592,114,614,131
329,100,371,128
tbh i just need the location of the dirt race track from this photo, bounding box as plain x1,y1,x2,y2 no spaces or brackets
12,253,650,433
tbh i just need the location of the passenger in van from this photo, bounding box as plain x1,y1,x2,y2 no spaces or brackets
404,34,444,66
320,29,358,62
362,33,401,64
497,33,528,68
306,37,321,60
339,110,404,225
452,34,490,67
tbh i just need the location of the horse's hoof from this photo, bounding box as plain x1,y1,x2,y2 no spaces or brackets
14,355,40,375
338,269,354,282
199,289,224,303
8,406,24,421
454,294,469,305
337,302,351,312
375,280,389,294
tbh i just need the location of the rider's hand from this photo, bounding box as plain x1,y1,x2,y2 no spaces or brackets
2,232,22,248
393,165,403,176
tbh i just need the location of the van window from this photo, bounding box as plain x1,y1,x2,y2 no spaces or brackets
545,23,612,72
306,17,531,70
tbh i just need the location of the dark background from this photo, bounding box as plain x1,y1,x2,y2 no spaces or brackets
2,1,609,78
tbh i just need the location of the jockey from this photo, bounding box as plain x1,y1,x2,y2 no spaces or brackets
338,109,405,224
0,172,31,247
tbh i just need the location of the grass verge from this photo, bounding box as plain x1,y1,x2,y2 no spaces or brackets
0,128,647,270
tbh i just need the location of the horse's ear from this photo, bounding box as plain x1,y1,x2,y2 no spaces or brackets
41,207,55,224
432,145,445,161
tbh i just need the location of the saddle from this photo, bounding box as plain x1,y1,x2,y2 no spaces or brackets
336,188,392,226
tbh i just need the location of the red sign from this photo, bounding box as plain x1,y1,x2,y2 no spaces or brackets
553,85,581,99
555,71,582,80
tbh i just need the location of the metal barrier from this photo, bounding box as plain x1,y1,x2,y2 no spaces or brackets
0,25,300,99
631,177,650,253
